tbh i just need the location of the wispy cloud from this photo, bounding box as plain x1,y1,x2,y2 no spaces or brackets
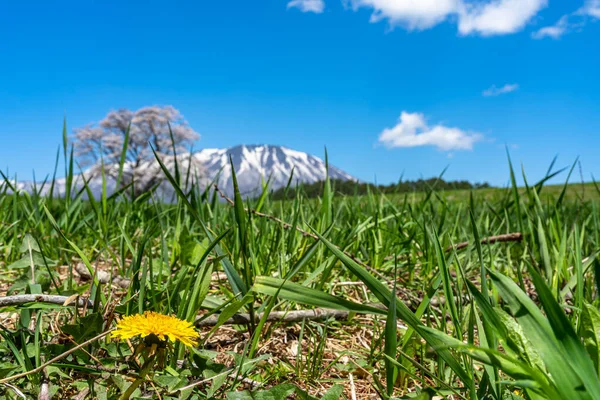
340,0,546,35
287,0,325,13
532,15,570,39
457,0,548,36
581,0,600,18
378,111,483,151
532,0,599,39
483,83,520,97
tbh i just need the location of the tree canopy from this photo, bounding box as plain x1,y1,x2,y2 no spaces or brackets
72,105,202,196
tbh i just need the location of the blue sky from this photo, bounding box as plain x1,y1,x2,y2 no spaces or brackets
0,0,599,186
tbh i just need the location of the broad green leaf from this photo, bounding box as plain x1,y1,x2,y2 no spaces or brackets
421,326,556,398
252,276,385,315
489,268,595,399
526,262,600,397
580,303,600,377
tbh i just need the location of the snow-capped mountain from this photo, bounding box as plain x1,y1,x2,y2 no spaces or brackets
6,145,356,199
195,145,355,196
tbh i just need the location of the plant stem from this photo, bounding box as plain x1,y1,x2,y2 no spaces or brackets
119,355,156,400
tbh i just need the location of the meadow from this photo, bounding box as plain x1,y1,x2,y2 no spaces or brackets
1,152,600,400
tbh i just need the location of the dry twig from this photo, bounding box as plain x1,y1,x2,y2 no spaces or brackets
195,308,356,327
0,294,92,308
383,232,523,261
449,232,523,252
0,330,113,384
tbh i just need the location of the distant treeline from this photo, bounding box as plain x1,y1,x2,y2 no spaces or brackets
270,178,491,200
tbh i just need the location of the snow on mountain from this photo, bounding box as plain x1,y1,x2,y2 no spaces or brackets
5,145,356,199
195,145,355,197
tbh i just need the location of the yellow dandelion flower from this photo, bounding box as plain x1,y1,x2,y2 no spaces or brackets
112,311,199,347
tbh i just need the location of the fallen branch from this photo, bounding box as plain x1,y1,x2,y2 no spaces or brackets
449,232,523,252
0,330,113,384
1,383,26,399
0,294,92,308
384,232,523,261
173,367,262,393
195,308,355,327
73,388,90,400
74,262,131,289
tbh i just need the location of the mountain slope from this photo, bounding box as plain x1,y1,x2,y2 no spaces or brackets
8,145,356,199
195,145,355,196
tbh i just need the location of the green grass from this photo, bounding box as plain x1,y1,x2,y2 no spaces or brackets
1,148,600,399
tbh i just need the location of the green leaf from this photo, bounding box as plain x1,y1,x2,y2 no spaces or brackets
468,209,488,299
420,326,554,398
526,262,600,397
7,269,51,295
495,307,544,372
319,148,332,230
252,276,385,315
431,228,461,339
206,292,254,336
7,253,47,269
320,385,343,400
536,217,552,281
61,313,104,343
254,176,271,213
580,303,600,377
19,233,40,253
230,156,248,250
385,266,398,396
154,375,184,392
489,267,596,399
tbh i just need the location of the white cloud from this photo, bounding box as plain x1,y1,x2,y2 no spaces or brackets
345,0,459,30
533,0,599,39
532,15,570,39
581,0,600,18
482,83,520,97
342,0,546,35
287,0,325,13
458,0,548,36
378,111,483,151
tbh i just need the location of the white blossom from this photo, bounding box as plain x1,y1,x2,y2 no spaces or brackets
72,105,203,196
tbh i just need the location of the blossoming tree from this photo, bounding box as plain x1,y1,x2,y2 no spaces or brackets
72,105,203,197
